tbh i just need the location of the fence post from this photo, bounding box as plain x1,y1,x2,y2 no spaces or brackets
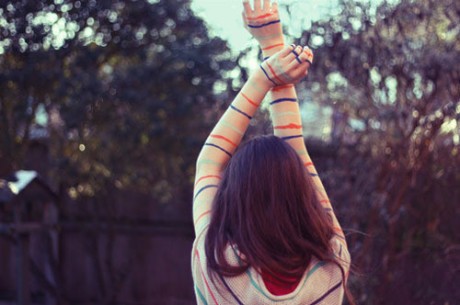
17,232,31,305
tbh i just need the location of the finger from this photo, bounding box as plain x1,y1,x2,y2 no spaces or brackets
293,48,302,64
263,0,270,10
242,12,249,27
295,54,312,73
297,49,311,65
293,61,310,71
254,0,262,12
287,64,308,83
286,51,309,72
272,0,279,13
302,46,314,64
277,44,295,58
285,45,303,63
243,0,253,14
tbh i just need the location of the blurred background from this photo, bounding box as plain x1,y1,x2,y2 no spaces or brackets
0,0,459,304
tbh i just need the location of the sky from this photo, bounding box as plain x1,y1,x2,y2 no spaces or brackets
191,0,343,54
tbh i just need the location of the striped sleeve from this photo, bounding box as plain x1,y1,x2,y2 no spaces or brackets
193,74,271,235
267,84,348,242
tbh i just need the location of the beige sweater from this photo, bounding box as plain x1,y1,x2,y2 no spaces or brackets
192,230,350,304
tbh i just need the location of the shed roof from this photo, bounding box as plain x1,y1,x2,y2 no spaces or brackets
0,170,56,203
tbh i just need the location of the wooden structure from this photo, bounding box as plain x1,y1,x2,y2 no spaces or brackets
0,171,58,305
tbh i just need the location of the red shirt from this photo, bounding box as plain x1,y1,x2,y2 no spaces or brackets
261,269,303,296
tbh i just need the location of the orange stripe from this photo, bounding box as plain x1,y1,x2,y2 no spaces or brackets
262,43,284,51
333,226,343,233
333,227,347,246
266,62,284,85
303,49,314,62
316,191,328,201
210,134,237,147
195,249,219,304
274,123,302,129
272,84,294,92
246,13,274,21
195,174,221,186
304,162,313,167
194,210,211,226
241,92,258,107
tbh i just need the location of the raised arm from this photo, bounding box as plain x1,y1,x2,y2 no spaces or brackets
243,0,346,241
193,45,309,236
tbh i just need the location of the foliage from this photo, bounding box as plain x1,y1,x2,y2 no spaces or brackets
0,0,235,203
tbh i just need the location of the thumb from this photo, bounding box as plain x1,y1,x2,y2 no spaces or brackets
241,11,249,30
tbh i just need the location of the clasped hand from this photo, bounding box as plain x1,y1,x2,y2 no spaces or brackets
259,44,313,86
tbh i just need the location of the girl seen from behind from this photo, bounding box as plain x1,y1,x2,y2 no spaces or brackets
192,1,355,304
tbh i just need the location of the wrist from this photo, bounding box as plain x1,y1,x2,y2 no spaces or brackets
251,67,275,91
259,36,285,54
262,46,283,59
259,37,285,58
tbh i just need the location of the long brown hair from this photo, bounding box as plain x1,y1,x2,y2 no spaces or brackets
205,135,355,304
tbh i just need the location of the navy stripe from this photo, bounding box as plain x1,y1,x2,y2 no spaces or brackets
204,143,232,157
259,65,278,86
263,56,269,61
281,135,303,140
309,280,343,305
309,172,319,177
194,184,218,201
291,49,302,64
219,274,244,305
248,20,280,28
230,105,252,120
270,98,297,105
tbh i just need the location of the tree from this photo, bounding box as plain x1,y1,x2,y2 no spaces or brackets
0,0,237,303
292,0,460,303
0,0,236,202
